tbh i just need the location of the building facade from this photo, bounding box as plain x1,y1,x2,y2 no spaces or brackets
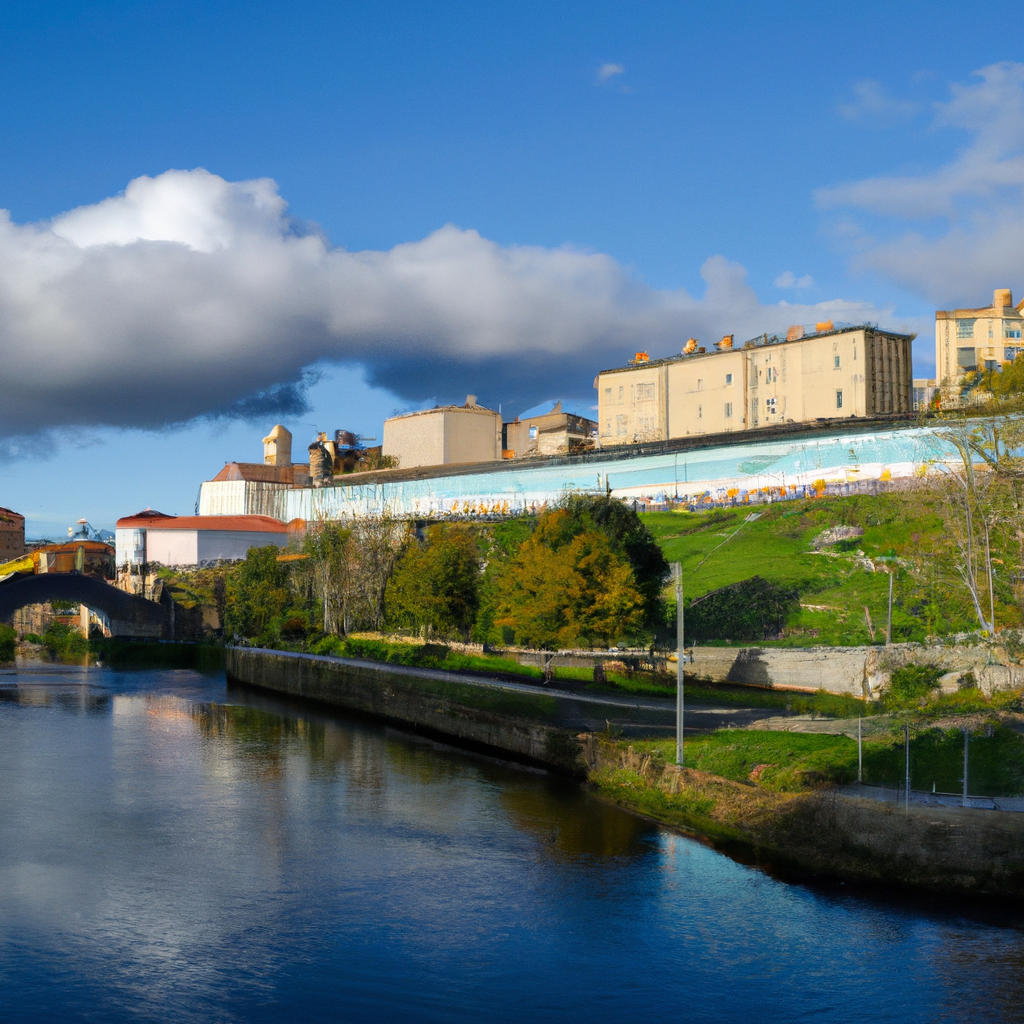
935,288,1024,384
595,325,913,446
0,507,25,563
504,402,597,457
115,511,290,568
382,397,502,469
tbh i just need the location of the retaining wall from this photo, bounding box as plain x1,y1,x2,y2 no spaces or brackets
687,641,1024,697
225,647,675,776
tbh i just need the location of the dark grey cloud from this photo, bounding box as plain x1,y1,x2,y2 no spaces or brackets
0,168,899,444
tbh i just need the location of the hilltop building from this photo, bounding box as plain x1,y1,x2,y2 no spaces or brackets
0,506,25,563
594,324,913,446
935,288,1024,385
503,403,597,458
115,510,291,568
382,396,502,469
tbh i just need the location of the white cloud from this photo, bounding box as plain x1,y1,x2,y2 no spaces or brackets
597,63,624,82
0,168,905,443
838,79,920,122
817,62,1024,304
774,272,813,289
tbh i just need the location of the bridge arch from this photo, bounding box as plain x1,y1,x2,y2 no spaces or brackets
0,574,168,637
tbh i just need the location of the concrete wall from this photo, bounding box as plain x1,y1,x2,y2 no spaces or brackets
688,641,1024,698
226,647,606,775
143,529,287,566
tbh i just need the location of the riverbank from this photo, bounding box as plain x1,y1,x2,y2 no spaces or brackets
588,737,1024,896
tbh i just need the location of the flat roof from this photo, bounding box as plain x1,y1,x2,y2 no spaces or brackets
597,323,913,376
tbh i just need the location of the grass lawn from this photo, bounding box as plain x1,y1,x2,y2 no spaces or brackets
630,724,1024,796
641,491,986,644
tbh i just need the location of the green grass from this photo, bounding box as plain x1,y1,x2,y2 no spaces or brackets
641,492,981,645
632,724,1024,796
594,672,869,717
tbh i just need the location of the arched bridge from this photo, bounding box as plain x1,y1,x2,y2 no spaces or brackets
0,573,169,638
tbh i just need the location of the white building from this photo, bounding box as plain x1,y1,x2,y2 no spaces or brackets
115,510,290,568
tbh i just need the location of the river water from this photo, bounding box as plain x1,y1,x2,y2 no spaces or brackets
2,662,1024,1023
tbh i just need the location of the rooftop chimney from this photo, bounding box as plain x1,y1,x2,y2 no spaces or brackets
995,288,1013,309
465,394,477,407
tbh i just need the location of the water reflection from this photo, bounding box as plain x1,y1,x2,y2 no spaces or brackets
2,666,1024,1023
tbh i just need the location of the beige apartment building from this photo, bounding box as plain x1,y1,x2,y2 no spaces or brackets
935,288,1024,385
595,325,913,446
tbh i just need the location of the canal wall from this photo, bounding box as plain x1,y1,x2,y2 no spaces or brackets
224,647,676,776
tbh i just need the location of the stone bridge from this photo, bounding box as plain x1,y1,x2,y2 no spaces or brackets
0,573,169,638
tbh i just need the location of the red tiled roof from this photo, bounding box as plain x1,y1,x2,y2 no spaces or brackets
116,513,287,532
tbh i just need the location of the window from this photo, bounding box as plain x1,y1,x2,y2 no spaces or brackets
764,366,777,383
836,390,843,410
725,373,733,386
529,425,538,440
766,397,777,415
957,319,976,339
604,420,611,436
1004,324,1022,339
696,378,704,391
834,354,841,368
725,402,733,418
615,414,627,436
604,387,611,400
697,405,702,419
618,386,624,401
636,382,655,401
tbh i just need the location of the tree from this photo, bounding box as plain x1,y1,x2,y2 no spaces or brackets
493,509,644,649
225,546,292,641
385,524,482,638
555,493,669,630
302,519,353,635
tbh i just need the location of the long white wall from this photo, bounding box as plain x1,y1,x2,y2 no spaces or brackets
199,421,960,520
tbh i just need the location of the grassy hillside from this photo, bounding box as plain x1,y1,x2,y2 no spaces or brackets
641,491,992,645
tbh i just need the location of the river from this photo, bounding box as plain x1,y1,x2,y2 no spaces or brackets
2,661,1024,1023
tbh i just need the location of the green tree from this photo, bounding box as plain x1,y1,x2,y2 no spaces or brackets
493,509,644,648
556,493,669,630
225,545,292,642
385,525,481,638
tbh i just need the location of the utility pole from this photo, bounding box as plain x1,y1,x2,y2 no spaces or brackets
674,561,684,766
886,571,894,646
963,727,969,808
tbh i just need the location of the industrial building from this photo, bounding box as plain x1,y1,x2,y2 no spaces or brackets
0,507,25,563
935,288,1024,385
503,402,597,458
594,323,913,446
115,510,290,568
382,396,502,469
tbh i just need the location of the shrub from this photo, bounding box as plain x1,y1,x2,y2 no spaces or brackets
884,663,943,711
40,621,88,658
685,576,799,643
0,623,15,661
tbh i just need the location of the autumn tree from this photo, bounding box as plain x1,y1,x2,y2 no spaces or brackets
555,493,669,630
385,524,482,638
493,509,644,649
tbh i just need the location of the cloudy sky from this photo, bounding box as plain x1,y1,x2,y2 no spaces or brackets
1,1,1023,533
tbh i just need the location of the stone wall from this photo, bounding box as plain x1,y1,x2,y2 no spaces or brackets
687,641,1024,698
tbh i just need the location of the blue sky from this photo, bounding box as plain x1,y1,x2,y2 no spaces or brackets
2,1,1023,535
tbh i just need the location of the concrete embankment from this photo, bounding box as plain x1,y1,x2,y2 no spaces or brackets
590,739,1024,896
226,647,691,776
